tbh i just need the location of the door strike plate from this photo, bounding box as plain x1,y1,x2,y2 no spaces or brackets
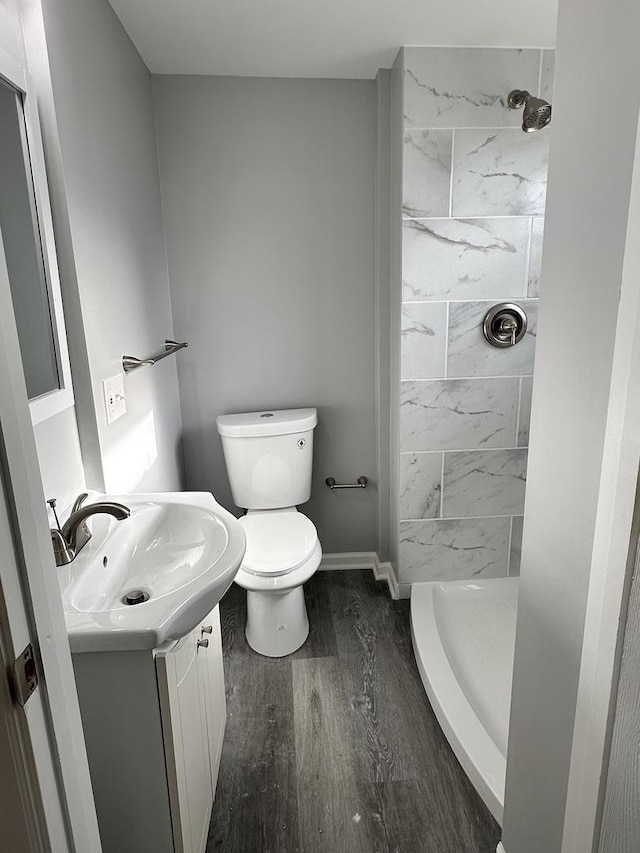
11,644,38,707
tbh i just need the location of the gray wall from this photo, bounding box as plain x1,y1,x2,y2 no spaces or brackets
502,0,640,849
36,0,183,496
153,76,377,552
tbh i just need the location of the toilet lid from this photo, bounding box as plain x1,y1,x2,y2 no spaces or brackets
239,511,318,576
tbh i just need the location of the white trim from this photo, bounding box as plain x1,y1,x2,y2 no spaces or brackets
561,107,640,853
374,559,395,594
0,464,50,851
22,72,75,424
373,558,411,600
0,211,101,846
374,69,389,567
0,53,74,424
497,843,507,853
318,551,378,572
318,552,411,600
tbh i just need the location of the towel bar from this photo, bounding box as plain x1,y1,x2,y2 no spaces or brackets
123,340,188,373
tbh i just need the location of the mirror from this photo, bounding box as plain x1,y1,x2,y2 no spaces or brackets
0,60,73,423
0,80,58,398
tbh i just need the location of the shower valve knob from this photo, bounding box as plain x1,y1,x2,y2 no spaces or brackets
483,303,528,348
498,316,517,346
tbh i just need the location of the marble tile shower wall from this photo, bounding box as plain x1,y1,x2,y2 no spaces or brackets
397,47,554,584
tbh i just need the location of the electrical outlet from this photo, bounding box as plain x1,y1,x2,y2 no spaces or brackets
103,374,126,425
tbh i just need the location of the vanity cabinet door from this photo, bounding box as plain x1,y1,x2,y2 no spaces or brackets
198,605,227,792
157,629,213,853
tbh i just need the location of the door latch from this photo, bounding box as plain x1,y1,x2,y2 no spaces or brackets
11,644,38,707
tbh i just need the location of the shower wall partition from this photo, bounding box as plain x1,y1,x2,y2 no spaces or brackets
388,47,555,588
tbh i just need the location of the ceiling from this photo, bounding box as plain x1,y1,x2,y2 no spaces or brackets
107,0,558,79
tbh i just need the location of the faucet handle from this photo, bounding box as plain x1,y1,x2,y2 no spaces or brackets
71,492,89,514
69,493,91,552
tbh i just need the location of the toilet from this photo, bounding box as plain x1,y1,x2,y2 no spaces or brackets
216,407,322,656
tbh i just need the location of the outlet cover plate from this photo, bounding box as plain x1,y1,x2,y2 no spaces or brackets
103,374,126,425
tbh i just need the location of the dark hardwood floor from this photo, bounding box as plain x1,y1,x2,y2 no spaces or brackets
207,570,500,853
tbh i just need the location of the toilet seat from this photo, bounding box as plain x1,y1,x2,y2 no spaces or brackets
239,509,318,577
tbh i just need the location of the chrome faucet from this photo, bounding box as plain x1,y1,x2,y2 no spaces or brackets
49,493,130,567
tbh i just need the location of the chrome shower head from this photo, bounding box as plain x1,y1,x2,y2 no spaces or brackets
507,89,552,132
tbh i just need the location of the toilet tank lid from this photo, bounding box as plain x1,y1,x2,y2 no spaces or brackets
216,407,317,437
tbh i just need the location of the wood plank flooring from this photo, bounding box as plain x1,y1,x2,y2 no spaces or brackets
207,571,500,853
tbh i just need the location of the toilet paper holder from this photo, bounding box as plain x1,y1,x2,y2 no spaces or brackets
483,303,527,348
325,476,368,490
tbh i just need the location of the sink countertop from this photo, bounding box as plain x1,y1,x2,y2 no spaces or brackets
58,491,245,653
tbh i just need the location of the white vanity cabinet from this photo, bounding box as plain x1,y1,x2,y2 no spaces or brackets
156,607,226,853
72,605,226,853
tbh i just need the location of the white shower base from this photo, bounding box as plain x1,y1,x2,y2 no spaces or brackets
410,577,519,824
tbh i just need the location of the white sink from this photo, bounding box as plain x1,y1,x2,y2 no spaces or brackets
58,492,245,653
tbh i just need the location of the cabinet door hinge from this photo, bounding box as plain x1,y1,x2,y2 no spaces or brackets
10,644,38,707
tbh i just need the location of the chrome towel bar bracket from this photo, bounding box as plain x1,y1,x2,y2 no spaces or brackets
325,476,368,490
122,340,188,373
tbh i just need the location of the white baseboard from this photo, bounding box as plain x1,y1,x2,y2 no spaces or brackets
373,559,411,600
318,552,378,571
319,552,411,600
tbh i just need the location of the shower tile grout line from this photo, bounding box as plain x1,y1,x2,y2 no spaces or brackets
403,214,543,221
401,299,536,306
440,449,446,519
537,48,544,96
507,516,515,576
399,513,519,522
449,129,455,218
400,447,528,455
400,372,534,380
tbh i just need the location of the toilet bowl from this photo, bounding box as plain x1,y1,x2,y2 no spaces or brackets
235,508,321,656
216,407,322,657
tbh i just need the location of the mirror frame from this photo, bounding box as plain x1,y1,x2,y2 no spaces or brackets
0,47,74,425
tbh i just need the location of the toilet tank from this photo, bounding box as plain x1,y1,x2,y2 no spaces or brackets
216,408,317,510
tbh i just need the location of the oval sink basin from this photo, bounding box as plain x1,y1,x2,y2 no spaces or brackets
58,492,246,653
